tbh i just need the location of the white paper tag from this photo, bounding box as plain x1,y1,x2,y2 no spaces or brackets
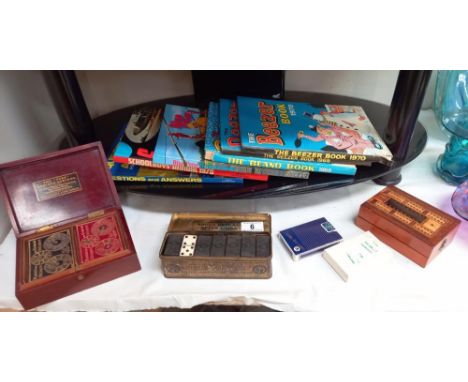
241,221,264,232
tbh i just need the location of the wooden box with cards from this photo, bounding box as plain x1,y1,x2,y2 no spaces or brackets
0,142,140,310
160,212,272,279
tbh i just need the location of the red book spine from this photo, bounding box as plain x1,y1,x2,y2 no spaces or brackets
113,156,268,181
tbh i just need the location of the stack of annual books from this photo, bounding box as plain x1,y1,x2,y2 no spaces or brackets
108,97,393,183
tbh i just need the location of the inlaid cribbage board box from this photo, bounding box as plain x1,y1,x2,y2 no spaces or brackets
0,142,140,310
356,185,461,267
160,212,272,279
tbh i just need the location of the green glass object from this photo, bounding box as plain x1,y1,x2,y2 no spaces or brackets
434,70,468,184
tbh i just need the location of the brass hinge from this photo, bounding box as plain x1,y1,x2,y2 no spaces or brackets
36,225,54,233
88,209,105,219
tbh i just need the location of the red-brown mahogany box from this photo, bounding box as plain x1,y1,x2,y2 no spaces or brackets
0,142,140,310
355,185,461,268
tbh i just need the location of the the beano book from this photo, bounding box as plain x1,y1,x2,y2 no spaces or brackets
152,104,268,181
236,96,393,165
219,98,242,154
207,102,356,177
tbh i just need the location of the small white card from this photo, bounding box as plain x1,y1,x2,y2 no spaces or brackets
241,221,264,232
322,231,394,282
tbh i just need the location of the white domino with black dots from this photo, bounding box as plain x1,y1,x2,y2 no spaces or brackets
180,235,198,257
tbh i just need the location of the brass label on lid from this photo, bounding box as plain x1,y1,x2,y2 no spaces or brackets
33,172,82,202
36,225,55,233
88,209,105,219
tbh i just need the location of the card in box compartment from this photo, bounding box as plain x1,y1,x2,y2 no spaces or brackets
0,142,140,310
355,185,461,267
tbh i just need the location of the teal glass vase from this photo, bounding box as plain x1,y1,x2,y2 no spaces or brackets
434,70,468,184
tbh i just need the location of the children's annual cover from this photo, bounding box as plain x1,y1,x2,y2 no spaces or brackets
152,104,268,181
219,98,242,154
153,104,206,167
237,96,393,165
209,101,357,177
278,217,343,261
205,102,310,179
113,107,162,163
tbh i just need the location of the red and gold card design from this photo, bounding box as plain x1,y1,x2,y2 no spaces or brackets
21,212,130,288
75,214,125,265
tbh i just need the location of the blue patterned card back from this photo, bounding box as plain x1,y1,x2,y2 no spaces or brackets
279,217,343,259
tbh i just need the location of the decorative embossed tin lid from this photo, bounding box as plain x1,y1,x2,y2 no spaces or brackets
0,142,120,236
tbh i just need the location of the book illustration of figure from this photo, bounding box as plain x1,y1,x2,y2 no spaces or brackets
113,107,163,163
236,96,393,164
204,101,355,177
295,112,383,154
165,109,208,158
151,104,266,181
167,110,207,140
125,108,161,143
154,105,209,167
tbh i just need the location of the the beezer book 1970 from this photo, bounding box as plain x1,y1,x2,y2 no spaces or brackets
236,96,393,165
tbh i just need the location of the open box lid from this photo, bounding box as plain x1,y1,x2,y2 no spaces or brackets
0,142,120,237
